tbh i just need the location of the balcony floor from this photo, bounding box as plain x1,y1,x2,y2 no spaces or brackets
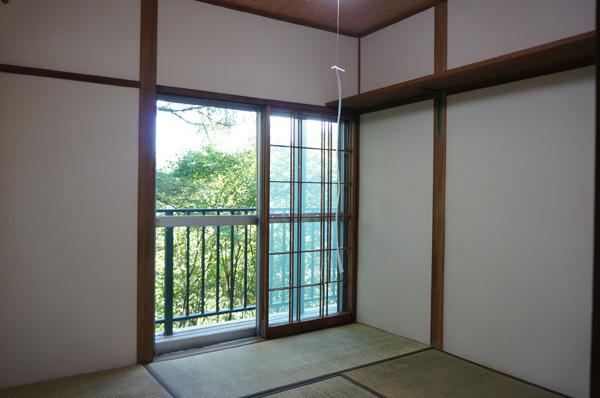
0,324,560,398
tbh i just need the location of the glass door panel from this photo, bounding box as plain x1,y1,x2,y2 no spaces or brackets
266,113,351,330
154,97,259,343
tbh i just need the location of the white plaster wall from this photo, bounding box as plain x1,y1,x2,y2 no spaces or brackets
357,101,433,344
0,0,140,80
445,67,595,397
157,0,358,106
360,9,434,92
0,73,139,388
448,0,595,68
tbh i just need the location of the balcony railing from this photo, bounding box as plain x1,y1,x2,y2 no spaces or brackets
154,207,342,336
155,208,257,336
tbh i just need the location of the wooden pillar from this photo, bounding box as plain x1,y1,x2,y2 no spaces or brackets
137,0,158,364
590,0,599,393
431,0,447,349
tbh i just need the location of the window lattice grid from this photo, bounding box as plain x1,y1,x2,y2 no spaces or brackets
267,113,350,325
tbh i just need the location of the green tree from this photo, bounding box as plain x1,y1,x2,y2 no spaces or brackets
157,146,256,210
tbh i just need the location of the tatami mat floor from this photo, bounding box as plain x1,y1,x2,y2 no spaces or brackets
0,324,563,398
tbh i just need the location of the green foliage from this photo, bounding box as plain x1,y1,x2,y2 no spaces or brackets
157,146,256,210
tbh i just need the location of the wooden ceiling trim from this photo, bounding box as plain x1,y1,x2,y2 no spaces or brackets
344,0,442,37
195,0,440,37
196,0,360,36
327,31,596,113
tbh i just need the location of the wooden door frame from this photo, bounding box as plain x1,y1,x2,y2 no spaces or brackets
430,0,447,349
137,0,158,363
590,0,599,393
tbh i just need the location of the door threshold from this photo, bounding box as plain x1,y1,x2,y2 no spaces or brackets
155,318,257,356
154,335,263,362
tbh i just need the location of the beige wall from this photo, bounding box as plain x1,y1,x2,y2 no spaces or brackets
357,101,433,344
448,0,595,68
0,0,142,388
358,2,595,395
444,67,594,398
0,0,140,80
360,9,434,92
0,73,139,388
157,0,358,106
358,0,595,90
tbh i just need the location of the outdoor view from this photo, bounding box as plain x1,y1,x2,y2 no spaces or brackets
154,100,350,337
154,99,258,336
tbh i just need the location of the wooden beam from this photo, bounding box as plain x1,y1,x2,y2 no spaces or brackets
356,0,444,37
0,64,139,88
196,0,442,38
327,31,596,114
590,0,599,394
430,0,447,350
137,0,158,364
358,37,362,94
434,2,447,75
195,0,358,37
349,117,360,322
157,85,353,118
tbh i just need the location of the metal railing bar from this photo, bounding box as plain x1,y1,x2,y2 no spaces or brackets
270,143,353,153
269,214,350,223
267,280,344,292
156,214,258,228
164,226,174,336
155,208,349,222
157,207,256,213
268,247,351,256
311,222,317,285
270,180,351,185
185,223,190,317
243,224,248,308
201,224,206,313
216,214,221,313
155,305,257,324
229,225,235,311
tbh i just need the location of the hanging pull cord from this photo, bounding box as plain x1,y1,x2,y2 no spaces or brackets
332,65,344,275
331,0,345,275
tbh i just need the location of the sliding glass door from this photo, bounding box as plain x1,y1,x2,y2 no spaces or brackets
262,111,355,337
153,97,356,350
154,97,259,351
